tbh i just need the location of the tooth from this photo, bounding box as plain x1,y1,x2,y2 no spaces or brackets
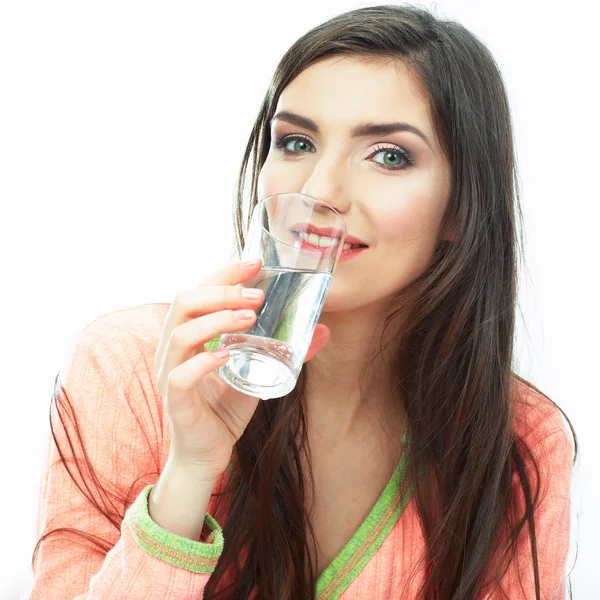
320,237,340,247
343,242,352,249
298,231,343,247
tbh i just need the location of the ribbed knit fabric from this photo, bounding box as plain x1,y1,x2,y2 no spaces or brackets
27,303,574,599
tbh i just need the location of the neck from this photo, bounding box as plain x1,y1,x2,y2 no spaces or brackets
302,303,407,445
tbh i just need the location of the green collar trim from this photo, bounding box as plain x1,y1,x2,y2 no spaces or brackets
316,435,412,600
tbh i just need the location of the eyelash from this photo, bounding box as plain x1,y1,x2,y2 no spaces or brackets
272,134,415,171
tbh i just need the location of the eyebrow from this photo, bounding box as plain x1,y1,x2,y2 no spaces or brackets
271,110,432,148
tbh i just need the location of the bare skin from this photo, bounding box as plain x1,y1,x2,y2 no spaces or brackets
257,54,452,575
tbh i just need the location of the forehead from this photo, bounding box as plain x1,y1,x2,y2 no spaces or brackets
275,55,433,134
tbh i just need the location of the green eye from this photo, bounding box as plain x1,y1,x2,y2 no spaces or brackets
275,135,314,153
381,151,401,166
290,139,312,152
370,146,413,171
372,149,406,168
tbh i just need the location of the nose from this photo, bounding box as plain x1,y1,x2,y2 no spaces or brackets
300,156,351,216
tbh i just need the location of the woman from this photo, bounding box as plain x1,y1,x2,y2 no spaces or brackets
30,5,577,599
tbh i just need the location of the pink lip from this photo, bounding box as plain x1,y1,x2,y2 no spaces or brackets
338,246,368,261
290,222,368,247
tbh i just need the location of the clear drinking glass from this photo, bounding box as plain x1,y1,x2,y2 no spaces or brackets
216,192,346,400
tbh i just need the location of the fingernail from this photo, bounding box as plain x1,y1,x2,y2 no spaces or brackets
235,309,256,320
213,348,230,359
241,258,261,269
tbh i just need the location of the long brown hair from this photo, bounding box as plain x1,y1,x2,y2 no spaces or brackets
33,4,578,599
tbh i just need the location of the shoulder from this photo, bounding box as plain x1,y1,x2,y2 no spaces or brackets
510,376,576,474
78,302,171,352
60,303,171,380
481,378,576,600
56,303,172,431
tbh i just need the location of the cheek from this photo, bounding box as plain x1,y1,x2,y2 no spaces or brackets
371,188,444,244
257,160,306,201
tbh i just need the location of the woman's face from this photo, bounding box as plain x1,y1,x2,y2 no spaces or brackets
257,55,452,312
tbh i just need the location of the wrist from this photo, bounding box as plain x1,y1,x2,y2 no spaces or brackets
148,459,218,541
163,455,221,488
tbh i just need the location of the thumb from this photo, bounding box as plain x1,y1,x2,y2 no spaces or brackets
303,324,330,363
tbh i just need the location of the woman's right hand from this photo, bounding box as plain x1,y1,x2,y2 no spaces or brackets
154,257,332,483
154,258,267,482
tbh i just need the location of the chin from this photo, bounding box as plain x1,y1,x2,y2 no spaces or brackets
321,288,371,313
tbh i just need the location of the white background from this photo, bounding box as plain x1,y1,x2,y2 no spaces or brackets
1,0,598,597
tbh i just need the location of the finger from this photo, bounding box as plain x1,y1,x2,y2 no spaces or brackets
169,258,263,326
155,258,262,369
158,308,257,395
165,349,231,416
157,283,262,375
170,284,264,322
200,257,263,288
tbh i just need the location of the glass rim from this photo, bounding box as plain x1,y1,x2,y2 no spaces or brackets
252,192,347,250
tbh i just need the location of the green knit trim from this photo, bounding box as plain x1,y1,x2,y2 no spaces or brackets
125,484,224,573
316,435,412,600
204,335,222,352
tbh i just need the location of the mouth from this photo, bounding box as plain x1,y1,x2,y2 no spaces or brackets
290,230,369,262
289,222,369,251
292,230,368,252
